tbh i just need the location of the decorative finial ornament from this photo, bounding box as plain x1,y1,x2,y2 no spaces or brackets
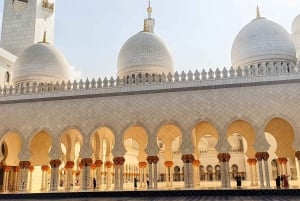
147,0,152,19
143,0,155,33
256,5,261,19
42,31,47,43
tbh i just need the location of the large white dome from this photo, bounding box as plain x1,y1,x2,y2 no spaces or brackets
231,18,297,68
117,31,174,78
13,42,70,85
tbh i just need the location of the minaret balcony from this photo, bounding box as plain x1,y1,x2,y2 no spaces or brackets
12,0,28,14
41,0,54,18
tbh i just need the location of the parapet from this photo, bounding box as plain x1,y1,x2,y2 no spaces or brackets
0,61,299,101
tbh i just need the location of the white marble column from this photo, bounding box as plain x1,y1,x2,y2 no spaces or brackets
193,160,200,187
65,161,74,191
50,160,61,191
2,166,10,192
217,153,231,188
182,155,194,188
295,152,300,183
264,160,270,187
120,164,124,190
247,159,254,186
114,165,119,189
18,161,31,192
256,153,264,188
170,167,174,187
253,161,258,186
113,157,125,190
81,158,92,190
257,160,264,187
148,162,153,189
95,160,103,189
183,163,188,187
225,161,231,188
188,162,194,187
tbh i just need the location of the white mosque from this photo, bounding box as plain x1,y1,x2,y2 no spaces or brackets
0,0,300,193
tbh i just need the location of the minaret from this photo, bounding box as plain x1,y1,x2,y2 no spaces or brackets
0,0,55,56
143,0,155,33
292,15,300,65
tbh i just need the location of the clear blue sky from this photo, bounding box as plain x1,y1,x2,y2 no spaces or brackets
0,0,300,79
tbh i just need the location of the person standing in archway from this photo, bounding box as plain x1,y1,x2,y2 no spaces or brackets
93,178,96,189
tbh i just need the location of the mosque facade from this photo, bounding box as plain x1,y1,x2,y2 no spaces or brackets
0,0,300,193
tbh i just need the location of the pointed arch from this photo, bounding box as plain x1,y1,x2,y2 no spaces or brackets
1,131,23,166
226,119,256,158
123,124,148,163
91,125,115,161
264,117,295,157
29,130,52,166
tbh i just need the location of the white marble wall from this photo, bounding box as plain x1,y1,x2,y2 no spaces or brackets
0,0,55,56
0,72,300,161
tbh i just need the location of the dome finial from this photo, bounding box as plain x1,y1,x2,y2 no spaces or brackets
256,5,261,19
42,31,47,43
147,0,152,18
143,0,155,33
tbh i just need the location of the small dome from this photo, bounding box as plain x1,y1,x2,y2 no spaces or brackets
117,31,174,78
292,14,300,34
13,42,70,85
232,18,297,68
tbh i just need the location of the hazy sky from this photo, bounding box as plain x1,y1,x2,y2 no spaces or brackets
0,0,300,79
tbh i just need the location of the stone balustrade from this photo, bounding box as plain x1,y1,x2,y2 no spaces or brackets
0,61,299,98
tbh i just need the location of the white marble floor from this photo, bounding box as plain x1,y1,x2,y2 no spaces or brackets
1,196,300,201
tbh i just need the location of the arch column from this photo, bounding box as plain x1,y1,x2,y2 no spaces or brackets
13,167,19,191
192,160,200,187
278,158,288,176
65,161,74,191
50,159,61,191
18,161,31,191
262,152,270,187
105,161,113,187
27,166,34,192
253,159,258,186
113,157,125,190
256,152,270,188
81,158,93,190
247,159,254,186
2,166,11,192
41,166,49,191
247,159,258,186
288,157,297,180
138,161,147,188
295,151,300,182
182,154,194,188
164,161,174,188
147,156,159,189
95,160,103,189
217,153,231,188
255,152,264,187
